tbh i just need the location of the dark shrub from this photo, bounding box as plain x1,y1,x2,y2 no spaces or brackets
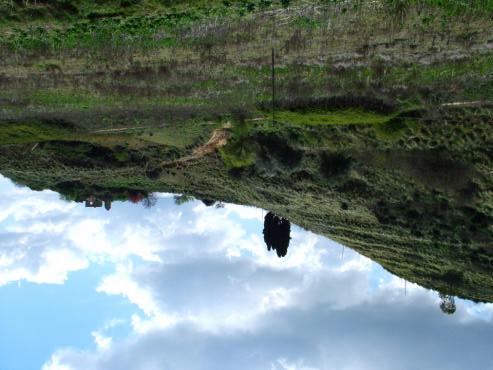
320,152,352,177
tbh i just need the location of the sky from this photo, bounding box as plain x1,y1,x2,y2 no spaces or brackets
0,174,492,370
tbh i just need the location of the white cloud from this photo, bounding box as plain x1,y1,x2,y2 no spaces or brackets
1,175,493,370
224,203,264,220
273,358,319,370
97,264,159,317
34,248,89,284
42,353,75,370
91,331,112,351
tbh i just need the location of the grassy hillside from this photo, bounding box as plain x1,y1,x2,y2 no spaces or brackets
0,101,492,302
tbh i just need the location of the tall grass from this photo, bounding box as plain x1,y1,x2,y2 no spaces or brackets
1,0,492,61
384,0,493,15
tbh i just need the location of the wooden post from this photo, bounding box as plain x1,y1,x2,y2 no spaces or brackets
272,47,275,124
271,12,276,125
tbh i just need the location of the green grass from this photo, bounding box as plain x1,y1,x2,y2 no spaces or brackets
375,119,416,140
0,88,215,119
219,145,256,168
0,117,215,159
383,0,493,16
386,54,493,86
0,0,287,55
1,0,492,64
0,121,71,144
29,89,104,109
134,121,214,148
1,0,492,123
219,120,256,168
273,109,394,126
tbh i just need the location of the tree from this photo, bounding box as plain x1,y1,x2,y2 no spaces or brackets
201,199,216,207
280,0,290,8
439,293,456,315
142,193,158,208
174,194,194,205
263,212,291,258
128,192,145,204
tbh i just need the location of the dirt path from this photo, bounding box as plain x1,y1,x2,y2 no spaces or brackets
92,126,148,133
91,119,238,134
441,101,493,108
161,125,230,168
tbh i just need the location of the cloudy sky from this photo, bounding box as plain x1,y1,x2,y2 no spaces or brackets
0,174,492,370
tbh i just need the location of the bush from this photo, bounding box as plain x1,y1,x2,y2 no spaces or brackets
320,152,352,177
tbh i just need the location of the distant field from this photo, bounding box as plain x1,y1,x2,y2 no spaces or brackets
1,0,493,133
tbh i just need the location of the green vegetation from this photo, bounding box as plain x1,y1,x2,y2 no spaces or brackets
273,109,393,126
219,119,256,168
1,103,491,302
0,0,492,303
0,119,72,144
383,0,493,16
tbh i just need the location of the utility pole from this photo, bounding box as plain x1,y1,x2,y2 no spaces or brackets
272,47,275,124
271,12,276,125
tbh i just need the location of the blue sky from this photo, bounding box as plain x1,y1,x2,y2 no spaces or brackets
0,265,133,370
0,174,492,370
